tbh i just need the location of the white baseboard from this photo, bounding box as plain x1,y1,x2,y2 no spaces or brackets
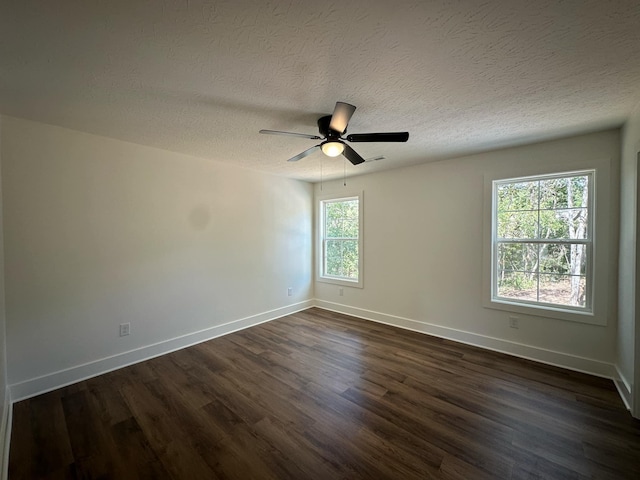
10,300,314,402
1,386,11,480
614,365,633,411
5,297,622,403
314,300,617,379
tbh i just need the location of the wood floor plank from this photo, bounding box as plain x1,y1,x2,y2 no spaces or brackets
28,392,75,477
108,416,172,479
7,401,35,480
301,381,445,479
84,375,133,427
250,416,340,480
9,308,640,479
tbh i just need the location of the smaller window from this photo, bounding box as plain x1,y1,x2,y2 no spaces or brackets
492,171,593,313
318,193,363,288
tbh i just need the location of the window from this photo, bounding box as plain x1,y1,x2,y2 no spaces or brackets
318,193,363,287
491,171,593,313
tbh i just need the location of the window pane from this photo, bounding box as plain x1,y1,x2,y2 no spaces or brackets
325,200,358,238
325,218,342,238
325,240,358,279
570,243,588,276
539,243,570,275
539,175,589,240
341,240,359,279
539,176,589,209
538,209,570,239
497,182,538,212
545,208,588,240
343,201,358,220
497,242,538,273
325,240,342,276
325,202,345,237
342,216,359,238
497,271,538,302
539,274,586,307
497,210,538,239
540,243,586,276
567,176,589,208
539,177,569,209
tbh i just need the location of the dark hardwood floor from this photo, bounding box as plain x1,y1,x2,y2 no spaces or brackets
9,308,640,479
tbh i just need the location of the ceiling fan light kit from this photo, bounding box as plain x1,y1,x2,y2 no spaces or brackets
321,141,344,157
260,101,409,166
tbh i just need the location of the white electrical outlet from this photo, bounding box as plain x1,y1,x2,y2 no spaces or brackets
339,288,344,296
287,287,292,296
509,316,519,329
119,323,130,336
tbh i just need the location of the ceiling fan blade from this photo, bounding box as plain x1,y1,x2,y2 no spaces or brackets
329,102,356,134
342,144,365,165
260,129,322,140
287,145,320,162
346,132,409,142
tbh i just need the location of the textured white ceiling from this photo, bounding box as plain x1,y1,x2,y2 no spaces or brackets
1,0,640,182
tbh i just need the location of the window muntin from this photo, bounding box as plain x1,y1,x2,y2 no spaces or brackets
319,194,362,286
492,171,593,312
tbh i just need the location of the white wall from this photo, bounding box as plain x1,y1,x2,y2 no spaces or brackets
619,105,640,415
1,116,313,398
315,130,620,377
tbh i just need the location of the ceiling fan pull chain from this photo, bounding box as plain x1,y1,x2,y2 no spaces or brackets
343,157,347,186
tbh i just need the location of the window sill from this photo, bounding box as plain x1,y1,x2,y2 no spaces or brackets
483,297,605,326
317,276,363,289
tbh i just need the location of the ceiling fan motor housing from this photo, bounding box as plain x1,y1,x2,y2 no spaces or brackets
318,115,343,139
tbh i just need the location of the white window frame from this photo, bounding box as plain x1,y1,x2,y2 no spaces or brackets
491,170,594,315
483,161,612,327
317,192,363,288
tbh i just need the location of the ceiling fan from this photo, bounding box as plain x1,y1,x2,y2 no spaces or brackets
259,102,409,165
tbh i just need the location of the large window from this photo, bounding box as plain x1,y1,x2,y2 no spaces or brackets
318,193,363,287
492,171,593,313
